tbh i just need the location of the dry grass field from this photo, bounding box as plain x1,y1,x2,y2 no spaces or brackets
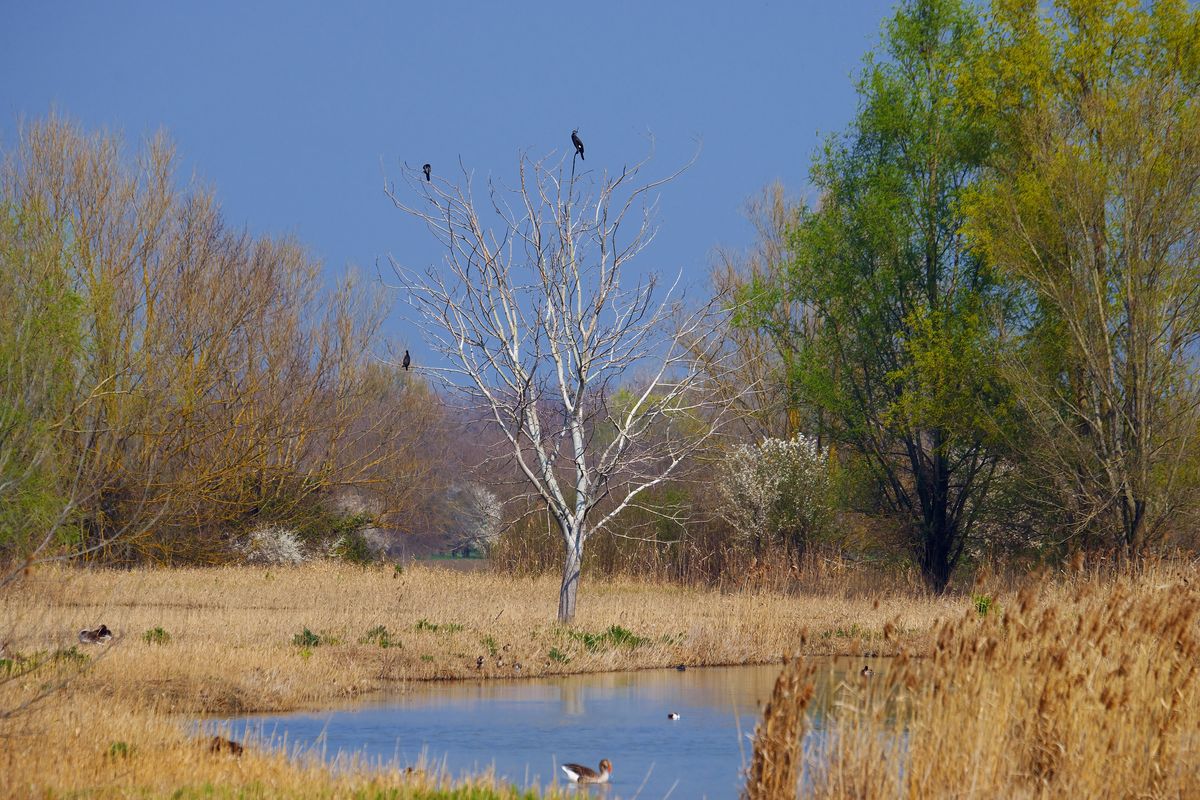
0,561,953,715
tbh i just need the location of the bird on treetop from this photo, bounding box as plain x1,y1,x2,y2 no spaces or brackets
422,163,431,182
402,350,411,371
571,129,584,161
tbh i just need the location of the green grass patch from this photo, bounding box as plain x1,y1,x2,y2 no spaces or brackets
142,626,171,645
292,628,339,647
567,624,649,652
107,740,135,760
415,619,464,634
53,645,89,666
548,647,570,664
360,625,400,648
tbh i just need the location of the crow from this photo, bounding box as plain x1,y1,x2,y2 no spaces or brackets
571,129,585,160
402,350,411,371
422,163,431,182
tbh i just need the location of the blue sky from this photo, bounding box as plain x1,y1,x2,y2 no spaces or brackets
1,1,895,347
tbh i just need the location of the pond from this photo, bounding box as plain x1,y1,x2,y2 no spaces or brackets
211,658,878,799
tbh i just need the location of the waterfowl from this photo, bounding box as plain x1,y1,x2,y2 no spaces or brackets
860,664,875,679
78,624,112,644
561,759,611,784
675,664,686,672
475,656,484,669
208,735,244,756
668,712,680,720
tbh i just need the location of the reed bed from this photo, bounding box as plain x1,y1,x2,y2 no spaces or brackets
745,559,1200,798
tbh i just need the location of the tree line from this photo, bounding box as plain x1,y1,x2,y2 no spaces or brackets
3,0,1198,613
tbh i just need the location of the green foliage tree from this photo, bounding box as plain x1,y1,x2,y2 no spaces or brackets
964,0,1200,553
744,0,1014,591
0,197,82,565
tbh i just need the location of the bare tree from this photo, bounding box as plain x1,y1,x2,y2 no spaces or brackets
387,147,746,622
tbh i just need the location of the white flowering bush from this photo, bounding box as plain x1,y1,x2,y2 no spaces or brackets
238,525,308,565
447,482,502,555
718,434,833,554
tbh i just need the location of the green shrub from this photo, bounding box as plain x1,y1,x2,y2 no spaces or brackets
331,529,375,564
292,628,338,647
567,624,649,652
142,626,171,645
360,625,399,648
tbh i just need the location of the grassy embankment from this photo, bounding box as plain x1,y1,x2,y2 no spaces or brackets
0,561,954,797
745,559,1200,799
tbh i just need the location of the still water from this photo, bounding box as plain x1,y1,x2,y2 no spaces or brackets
213,658,875,799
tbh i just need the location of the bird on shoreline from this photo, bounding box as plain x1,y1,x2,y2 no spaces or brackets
571,129,585,161
78,624,112,644
562,759,611,784
422,163,431,182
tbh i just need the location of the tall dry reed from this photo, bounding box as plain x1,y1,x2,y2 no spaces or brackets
746,559,1200,798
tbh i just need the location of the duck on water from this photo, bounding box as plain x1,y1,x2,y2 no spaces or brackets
561,758,612,784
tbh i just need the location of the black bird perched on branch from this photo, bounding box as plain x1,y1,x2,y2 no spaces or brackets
422,163,431,182
402,350,411,371
571,129,584,160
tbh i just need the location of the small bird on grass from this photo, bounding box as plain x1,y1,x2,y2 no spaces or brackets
561,758,612,784
571,129,585,160
402,350,411,371
422,163,431,182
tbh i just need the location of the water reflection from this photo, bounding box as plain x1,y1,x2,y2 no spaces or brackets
213,657,882,800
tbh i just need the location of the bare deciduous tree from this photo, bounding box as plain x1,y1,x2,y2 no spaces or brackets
387,148,746,622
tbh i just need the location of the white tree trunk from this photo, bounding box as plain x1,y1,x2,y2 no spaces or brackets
558,522,584,623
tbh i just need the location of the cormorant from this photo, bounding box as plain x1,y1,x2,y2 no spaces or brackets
402,350,411,371
422,163,431,182
571,129,585,160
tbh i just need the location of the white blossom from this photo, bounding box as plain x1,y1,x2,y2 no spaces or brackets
718,434,832,552
238,525,307,565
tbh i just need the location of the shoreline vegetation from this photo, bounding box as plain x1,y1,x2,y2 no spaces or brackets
1,560,952,798
5,559,1197,798
1,562,952,716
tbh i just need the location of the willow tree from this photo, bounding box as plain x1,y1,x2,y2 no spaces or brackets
965,0,1200,552
761,0,1013,592
387,149,742,622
